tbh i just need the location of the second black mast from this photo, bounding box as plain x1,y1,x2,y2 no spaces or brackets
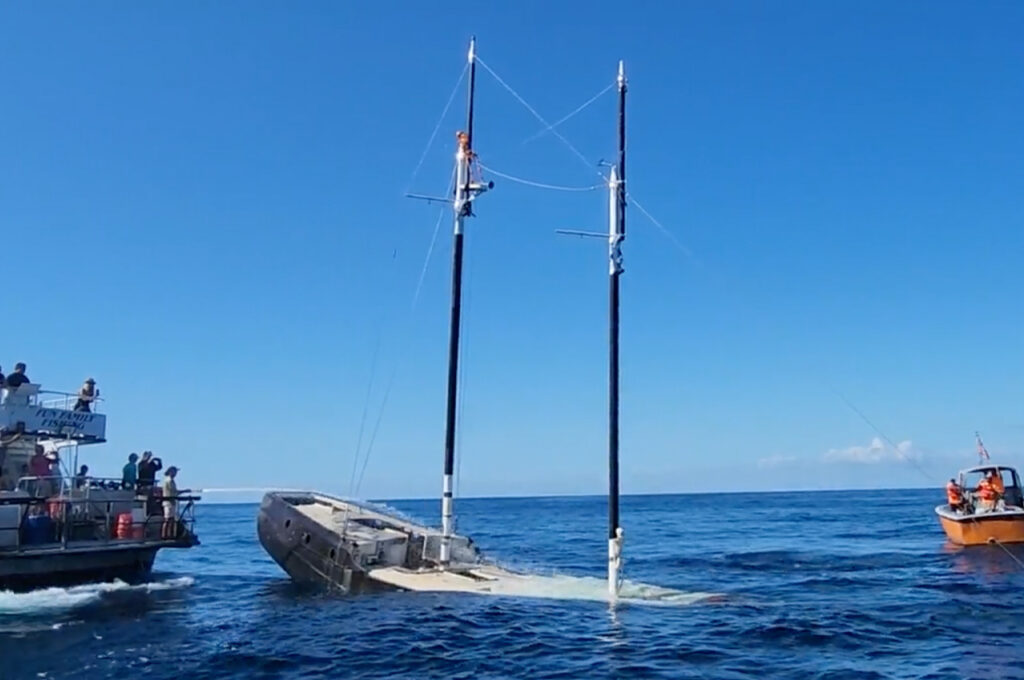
607,60,627,597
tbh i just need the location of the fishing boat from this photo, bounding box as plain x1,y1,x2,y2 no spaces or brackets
258,39,631,598
0,379,200,591
936,463,1024,546
935,433,1024,546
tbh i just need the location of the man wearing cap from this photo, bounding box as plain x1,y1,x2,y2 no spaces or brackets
161,466,190,539
74,378,98,412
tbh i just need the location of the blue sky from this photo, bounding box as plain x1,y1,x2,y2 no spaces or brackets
3,2,1023,501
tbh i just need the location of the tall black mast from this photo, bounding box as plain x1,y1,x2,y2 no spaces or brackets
440,37,489,565
607,60,626,596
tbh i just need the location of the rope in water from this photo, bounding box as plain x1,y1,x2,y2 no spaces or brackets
988,537,1024,569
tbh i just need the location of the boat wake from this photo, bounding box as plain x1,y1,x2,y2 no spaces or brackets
472,572,718,607
0,577,195,615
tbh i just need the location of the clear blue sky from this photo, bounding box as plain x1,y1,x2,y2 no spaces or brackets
3,2,1023,501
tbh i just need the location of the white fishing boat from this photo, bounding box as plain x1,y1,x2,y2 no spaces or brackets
258,38,631,599
0,380,200,591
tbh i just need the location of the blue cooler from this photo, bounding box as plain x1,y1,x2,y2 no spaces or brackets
22,514,54,545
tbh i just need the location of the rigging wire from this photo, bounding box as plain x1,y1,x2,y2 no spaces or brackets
354,366,397,496
473,50,1021,577
352,167,456,497
476,56,695,268
476,57,607,183
346,242,403,499
347,268,390,497
626,192,695,260
521,81,616,145
829,385,938,483
404,62,469,196
478,162,604,193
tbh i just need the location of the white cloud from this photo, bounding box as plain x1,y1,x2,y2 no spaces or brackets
823,437,919,464
757,454,798,469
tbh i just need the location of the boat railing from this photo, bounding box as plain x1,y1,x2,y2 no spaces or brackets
0,385,104,413
37,390,105,413
15,475,131,497
0,482,200,552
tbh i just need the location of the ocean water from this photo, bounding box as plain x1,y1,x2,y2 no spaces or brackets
1,489,1023,679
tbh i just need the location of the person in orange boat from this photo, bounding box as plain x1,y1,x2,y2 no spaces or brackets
946,479,964,512
988,470,1006,510
989,470,1005,497
976,475,996,511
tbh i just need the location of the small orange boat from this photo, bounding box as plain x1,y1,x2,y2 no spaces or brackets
936,464,1024,546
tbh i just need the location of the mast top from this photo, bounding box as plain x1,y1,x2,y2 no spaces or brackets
617,60,626,91
468,37,476,64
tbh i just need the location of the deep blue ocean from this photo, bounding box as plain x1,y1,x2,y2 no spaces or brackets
1,489,1023,679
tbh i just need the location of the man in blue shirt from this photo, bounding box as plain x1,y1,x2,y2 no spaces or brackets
122,453,139,490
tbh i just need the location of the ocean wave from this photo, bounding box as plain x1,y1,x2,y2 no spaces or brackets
0,577,195,615
459,571,719,607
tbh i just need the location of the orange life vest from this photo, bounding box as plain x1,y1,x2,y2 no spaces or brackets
991,475,1005,495
977,479,996,501
946,482,963,505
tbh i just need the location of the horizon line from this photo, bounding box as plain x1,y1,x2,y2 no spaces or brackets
195,484,942,503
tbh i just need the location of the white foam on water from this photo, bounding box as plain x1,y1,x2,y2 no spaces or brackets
0,576,195,615
470,572,718,607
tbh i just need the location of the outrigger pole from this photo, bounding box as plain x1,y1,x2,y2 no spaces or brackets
440,37,491,565
607,60,626,598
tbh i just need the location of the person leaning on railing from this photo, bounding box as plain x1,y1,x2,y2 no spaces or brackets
74,378,99,412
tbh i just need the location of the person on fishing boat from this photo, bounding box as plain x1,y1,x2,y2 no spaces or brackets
976,475,997,511
986,470,1007,510
946,479,964,512
74,378,98,412
161,466,190,539
989,470,1005,497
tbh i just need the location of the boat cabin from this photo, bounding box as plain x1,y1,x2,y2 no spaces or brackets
957,465,1023,508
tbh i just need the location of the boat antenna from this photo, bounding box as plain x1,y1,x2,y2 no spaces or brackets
607,59,626,598
439,37,492,566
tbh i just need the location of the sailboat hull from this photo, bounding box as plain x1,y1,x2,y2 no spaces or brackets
257,491,495,594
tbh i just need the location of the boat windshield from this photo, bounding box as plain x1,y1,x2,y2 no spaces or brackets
961,467,1024,507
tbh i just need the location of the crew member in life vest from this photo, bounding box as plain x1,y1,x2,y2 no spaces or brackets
976,475,997,511
987,470,1006,510
946,478,964,512
989,470,1005,498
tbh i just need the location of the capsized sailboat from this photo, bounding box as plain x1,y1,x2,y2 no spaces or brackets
257,39,633,599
